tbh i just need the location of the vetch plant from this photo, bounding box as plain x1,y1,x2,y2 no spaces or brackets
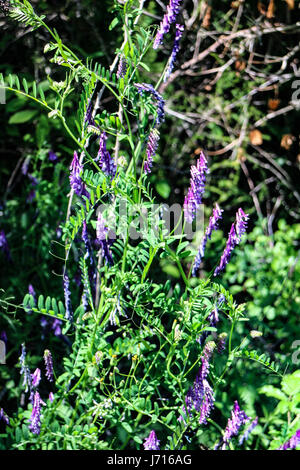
0,0,298,451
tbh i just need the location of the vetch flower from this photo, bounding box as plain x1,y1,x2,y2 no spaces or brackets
200,341,216,380
239,417,258,445
51,318,62,337
63,272,73,321
164,24,184,81
184,152,209,224
134,83,165,125
143,430,160,450
96,212,113,265
49,392,54,403
180,341,216,424
48,150,58,162
208,307,219,329
96,212,108,241
144,128,160,174
44,349,54,382
40,315,63,338
82,219,94,265
96,132,116,178
95,351,103,365
192,204,223,276
220,401,250,449
29,391,41,435
0,230,11,260
153,0,183,49
85,98,95,126
81,264,92,313
70,151,89,197
31,368,41,388
235,208,249,242
19,343,32,393
217,332,228,354
214,208,249,276
21,156,30,175
0,408,9,426
110,294,127,325
278,429,300,450
198,379,215,425
117,55,127,79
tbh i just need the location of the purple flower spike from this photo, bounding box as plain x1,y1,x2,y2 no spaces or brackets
278,429,300,450
96,132,116,178
180,341,216,424
164,24,184,81
96,212,108,241
214,223,236,276
184,152,209,224
85,98,95,126
199,379,215,425
200,341,216,380
239,417,258,445
19,343,32,393
70,151,89,197
143,430,160,450
144,128,160,174
217,332,228,354
192,203,223,276
134,83,165,125
235,208,249,242
117,55,127,79
49,392,54,403
153,0,183,49
96,213,113,265
0,230,11,260
29,391,41,435
63,273,73,321
21,157,30,175
31,368,41,388
214,208,249,276
0,408,9,426
221,401,250,449
44,349,54,382
82,220,94,264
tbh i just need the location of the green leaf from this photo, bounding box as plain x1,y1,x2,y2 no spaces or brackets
121,422,133,434
9,110,38,124
259,385,287,401
38,295,44,310
282,371,300,396
139,62,150,72
109,17,119,31
155,181,171,199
